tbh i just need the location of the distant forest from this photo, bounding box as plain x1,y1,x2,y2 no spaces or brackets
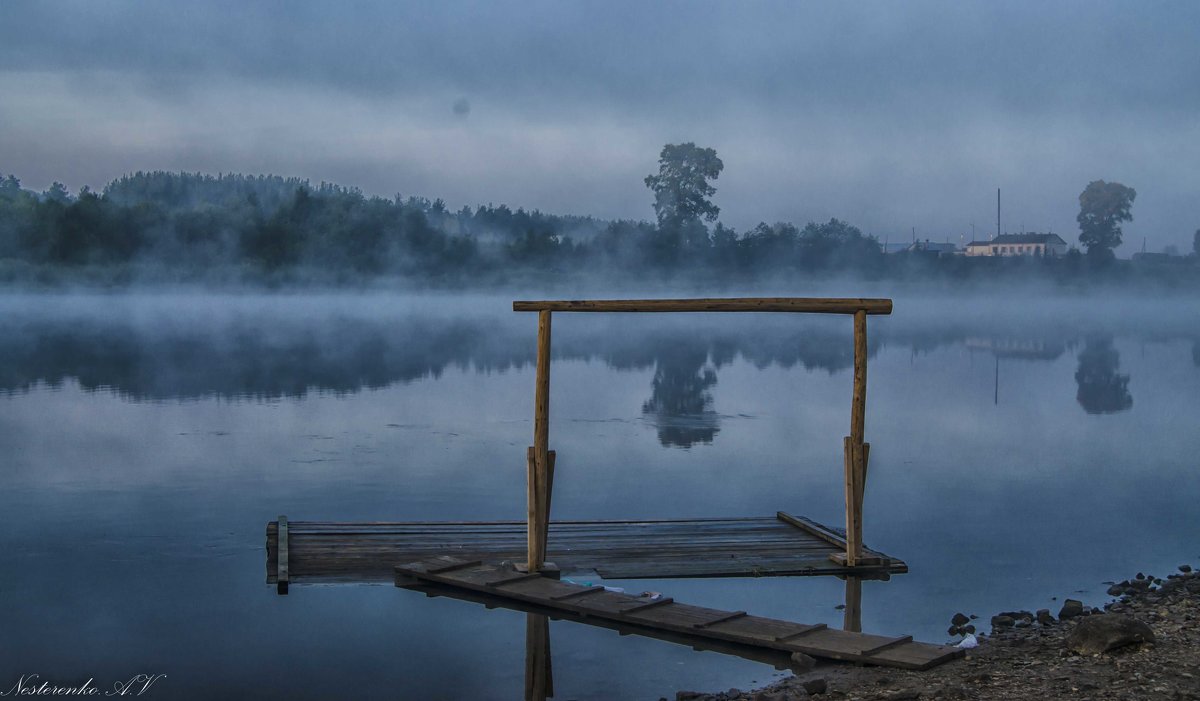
0,167,1195,288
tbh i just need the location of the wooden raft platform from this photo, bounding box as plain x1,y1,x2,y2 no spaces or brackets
395,556,961,671
266,512,906,586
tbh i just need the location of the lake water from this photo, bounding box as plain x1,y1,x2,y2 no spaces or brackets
2,292,1198,700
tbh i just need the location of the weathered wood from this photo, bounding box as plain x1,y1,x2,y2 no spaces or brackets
396,558,961,671
266,516,905,583
775,511,847,549
526,447,541,572
513,298,893,315
845,309,868,565
551,586,605,601
428,559,483,574
853,442,865,559
859,443,871,519
851,310,867,443
276,515,289,595
487,572,547,588
410,581,808,673
775,624,828,642
859,634,913,656
828,552,889,568
694,611,748,629
540,451,556,561
620,597,675,614
528,310,553,573
267,513,902,580
842,437,859,567
524,613,552,701
844,576,863,633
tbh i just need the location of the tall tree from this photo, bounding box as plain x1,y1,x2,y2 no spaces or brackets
1076,180,1136,260
1193,228,1199,256
644,143,723,232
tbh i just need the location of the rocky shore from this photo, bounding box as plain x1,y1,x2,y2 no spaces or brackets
675,566,1200,701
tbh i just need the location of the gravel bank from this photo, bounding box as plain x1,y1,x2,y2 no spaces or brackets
674,566,1200,701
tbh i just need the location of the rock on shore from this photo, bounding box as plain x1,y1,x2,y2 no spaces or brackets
676,565,1200,701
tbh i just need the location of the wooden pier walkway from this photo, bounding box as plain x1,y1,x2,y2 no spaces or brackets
395,555,961,671
266,512,905,587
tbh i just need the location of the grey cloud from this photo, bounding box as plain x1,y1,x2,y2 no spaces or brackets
1,1,1198,251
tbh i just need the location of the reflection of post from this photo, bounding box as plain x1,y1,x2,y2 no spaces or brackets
524,614,554,701
843,577,863,633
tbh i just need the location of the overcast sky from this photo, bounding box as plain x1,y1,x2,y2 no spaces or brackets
2,1,1197,253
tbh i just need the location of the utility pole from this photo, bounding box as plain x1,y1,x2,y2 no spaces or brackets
996,188,1001,239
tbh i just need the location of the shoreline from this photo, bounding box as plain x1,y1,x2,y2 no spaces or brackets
680,566,1200,701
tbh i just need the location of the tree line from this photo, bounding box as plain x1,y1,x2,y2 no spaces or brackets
0,144,1193,285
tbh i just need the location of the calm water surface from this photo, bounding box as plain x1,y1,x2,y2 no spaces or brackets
2,292,1198,700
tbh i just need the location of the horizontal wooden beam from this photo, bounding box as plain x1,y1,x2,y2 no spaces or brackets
513,298,892,315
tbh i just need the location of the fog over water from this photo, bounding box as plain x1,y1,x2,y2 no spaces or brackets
4,1,1200,697
2,291,1198,699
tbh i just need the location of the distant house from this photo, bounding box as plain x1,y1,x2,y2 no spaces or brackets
905,240,959,257
1132,251,1189,265
964,233,1068,257
964,240,994,256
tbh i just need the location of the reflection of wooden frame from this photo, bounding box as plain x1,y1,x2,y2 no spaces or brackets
512,297,892,572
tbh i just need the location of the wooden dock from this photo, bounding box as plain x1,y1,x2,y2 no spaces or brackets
404,585,812,673
395,556,961,671
266,512,905,587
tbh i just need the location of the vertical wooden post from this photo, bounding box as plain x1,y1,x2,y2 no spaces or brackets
540,451,557,561
841,437,857,567
526,447,541,572
843,309,868,566
527,310,553,573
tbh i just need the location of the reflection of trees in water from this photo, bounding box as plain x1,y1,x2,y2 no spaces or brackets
0,316,528,400
640,344,719,448
1075,336,1132,414
1193,340,1200,367
5,309,1189,418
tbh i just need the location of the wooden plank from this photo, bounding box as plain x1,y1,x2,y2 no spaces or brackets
827,553,890,568
427,559,483,574
619,597,675,614
486,572,547,588
775,624,828,642
512,298,893,315
395,559,960,671
859,635,913,656
408,581,806,672
693,611,748,629
550,586,605,601
776,511,847,549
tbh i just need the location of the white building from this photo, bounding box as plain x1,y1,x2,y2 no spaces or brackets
964,233,1068,257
